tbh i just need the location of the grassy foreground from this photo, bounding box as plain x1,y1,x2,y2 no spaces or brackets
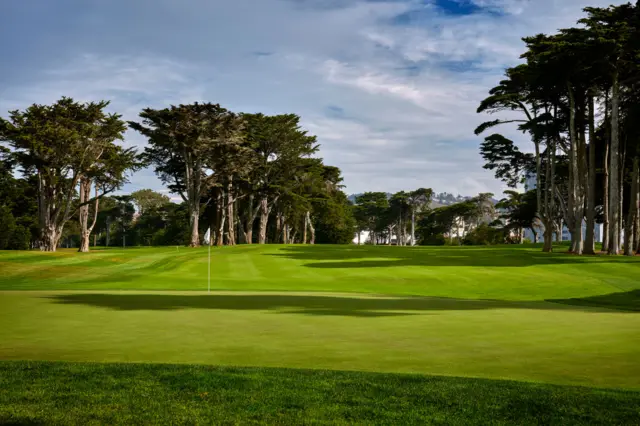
2,361,639,425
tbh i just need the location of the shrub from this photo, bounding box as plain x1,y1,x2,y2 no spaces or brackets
8,225,31,250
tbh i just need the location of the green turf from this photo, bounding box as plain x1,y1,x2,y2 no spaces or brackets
1,243,639,423
2,361,639,425
1,244,639,300
1,245,639,389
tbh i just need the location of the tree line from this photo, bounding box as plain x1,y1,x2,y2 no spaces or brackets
0,99,354,251
351,190,518,246
477,2,640,255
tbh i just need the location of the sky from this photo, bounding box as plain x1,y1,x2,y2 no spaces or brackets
0,0,626,199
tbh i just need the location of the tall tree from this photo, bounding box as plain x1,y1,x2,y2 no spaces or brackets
242,113,318,244
130,189,171,215
354,192,389,245
130,103,244,247
406,188,434,246
580,3,638,254
0,98,133,251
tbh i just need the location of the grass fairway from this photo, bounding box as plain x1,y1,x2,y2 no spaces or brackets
1,245,639,422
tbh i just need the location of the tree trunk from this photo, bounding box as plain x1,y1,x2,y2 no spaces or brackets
281,217,288,244
566,83,584,255
534,139,543,248
584,94,597,254
624,158,639,256
243,194,260,245
216,189,226,247
618,140,625,253
409,210,416,246
307,211,315,244
258,197,269,244
636,174,640,254
40,225,59,252
189,201,200,247
226,180,235,246
608,73,620,255
603,141,610,252
78,178,92,253
276,213,283,243
542,130,555,253
303,212,308,244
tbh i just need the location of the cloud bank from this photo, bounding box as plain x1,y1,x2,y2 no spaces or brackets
0,0,623,197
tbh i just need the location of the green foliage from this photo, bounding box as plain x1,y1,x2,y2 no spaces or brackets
480,134,533,188
0,97,133,250
243,113,319,207
463,223,506,246
130,189,171,215
8,226,31,250
131,103,246,198
0,206,16,249
313,192,356,244
0,206,31,250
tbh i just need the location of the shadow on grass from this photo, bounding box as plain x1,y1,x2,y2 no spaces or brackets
46,290,640,317
265,246,640,269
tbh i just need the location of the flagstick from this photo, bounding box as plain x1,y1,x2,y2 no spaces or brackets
208,241,211,294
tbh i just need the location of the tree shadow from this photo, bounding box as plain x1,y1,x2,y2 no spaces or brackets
265,246,640,269
46,290,639,317
550,290,640,312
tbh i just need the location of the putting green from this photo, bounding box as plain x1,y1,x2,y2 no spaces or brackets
1,289,638,389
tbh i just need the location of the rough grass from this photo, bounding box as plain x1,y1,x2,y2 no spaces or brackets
1,361,639,425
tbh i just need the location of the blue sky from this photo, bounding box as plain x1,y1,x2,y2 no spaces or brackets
0,0,622,198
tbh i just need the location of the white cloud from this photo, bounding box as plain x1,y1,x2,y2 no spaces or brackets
0,0,626,197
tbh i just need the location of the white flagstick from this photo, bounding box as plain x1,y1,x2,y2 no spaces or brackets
203,227,211,294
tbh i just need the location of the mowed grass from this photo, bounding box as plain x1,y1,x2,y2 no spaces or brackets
1,244,639,299
1,245,639,389
2,361,639,425
0,245,639,423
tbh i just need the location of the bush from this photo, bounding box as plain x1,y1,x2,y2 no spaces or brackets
420,234,446,246
0,206,16,249
8,225,31,250
463,224,505,246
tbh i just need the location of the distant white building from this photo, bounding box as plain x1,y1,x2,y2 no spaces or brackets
353,231,413,245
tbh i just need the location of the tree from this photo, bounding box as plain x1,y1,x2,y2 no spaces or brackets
130,189,171,215
406,188,433,246
496,190,539,242
0,147,38,248
242,113,318,244
0,98,133,251
77,141,139,252
580,4,638,254
130,103,245,247
354,192,389,245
